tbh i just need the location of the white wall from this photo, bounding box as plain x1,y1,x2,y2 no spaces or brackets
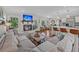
75,16,79,22
13,12,48,32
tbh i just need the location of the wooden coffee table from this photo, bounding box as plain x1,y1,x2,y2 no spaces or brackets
33,36,40,42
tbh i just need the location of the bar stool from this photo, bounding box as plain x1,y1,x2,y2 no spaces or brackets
60,28,68,35
58,28,68,41
60,28,68,33
53,27,59,36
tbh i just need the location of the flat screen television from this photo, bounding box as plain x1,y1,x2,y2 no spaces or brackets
23,15,33,22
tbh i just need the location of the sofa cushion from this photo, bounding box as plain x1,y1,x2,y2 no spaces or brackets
36,41,57,52
32,47,41,52
56,33,75,52
47,36,59,45
17,35,36,51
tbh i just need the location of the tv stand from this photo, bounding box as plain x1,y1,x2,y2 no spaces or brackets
23,24,32,31
22,21,38,31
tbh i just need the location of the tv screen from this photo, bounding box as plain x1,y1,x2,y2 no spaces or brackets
23,15,33,22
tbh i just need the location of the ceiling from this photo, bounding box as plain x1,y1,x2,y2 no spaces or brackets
2,6,79,18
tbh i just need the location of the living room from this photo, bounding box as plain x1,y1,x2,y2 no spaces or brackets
0,6,79,52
